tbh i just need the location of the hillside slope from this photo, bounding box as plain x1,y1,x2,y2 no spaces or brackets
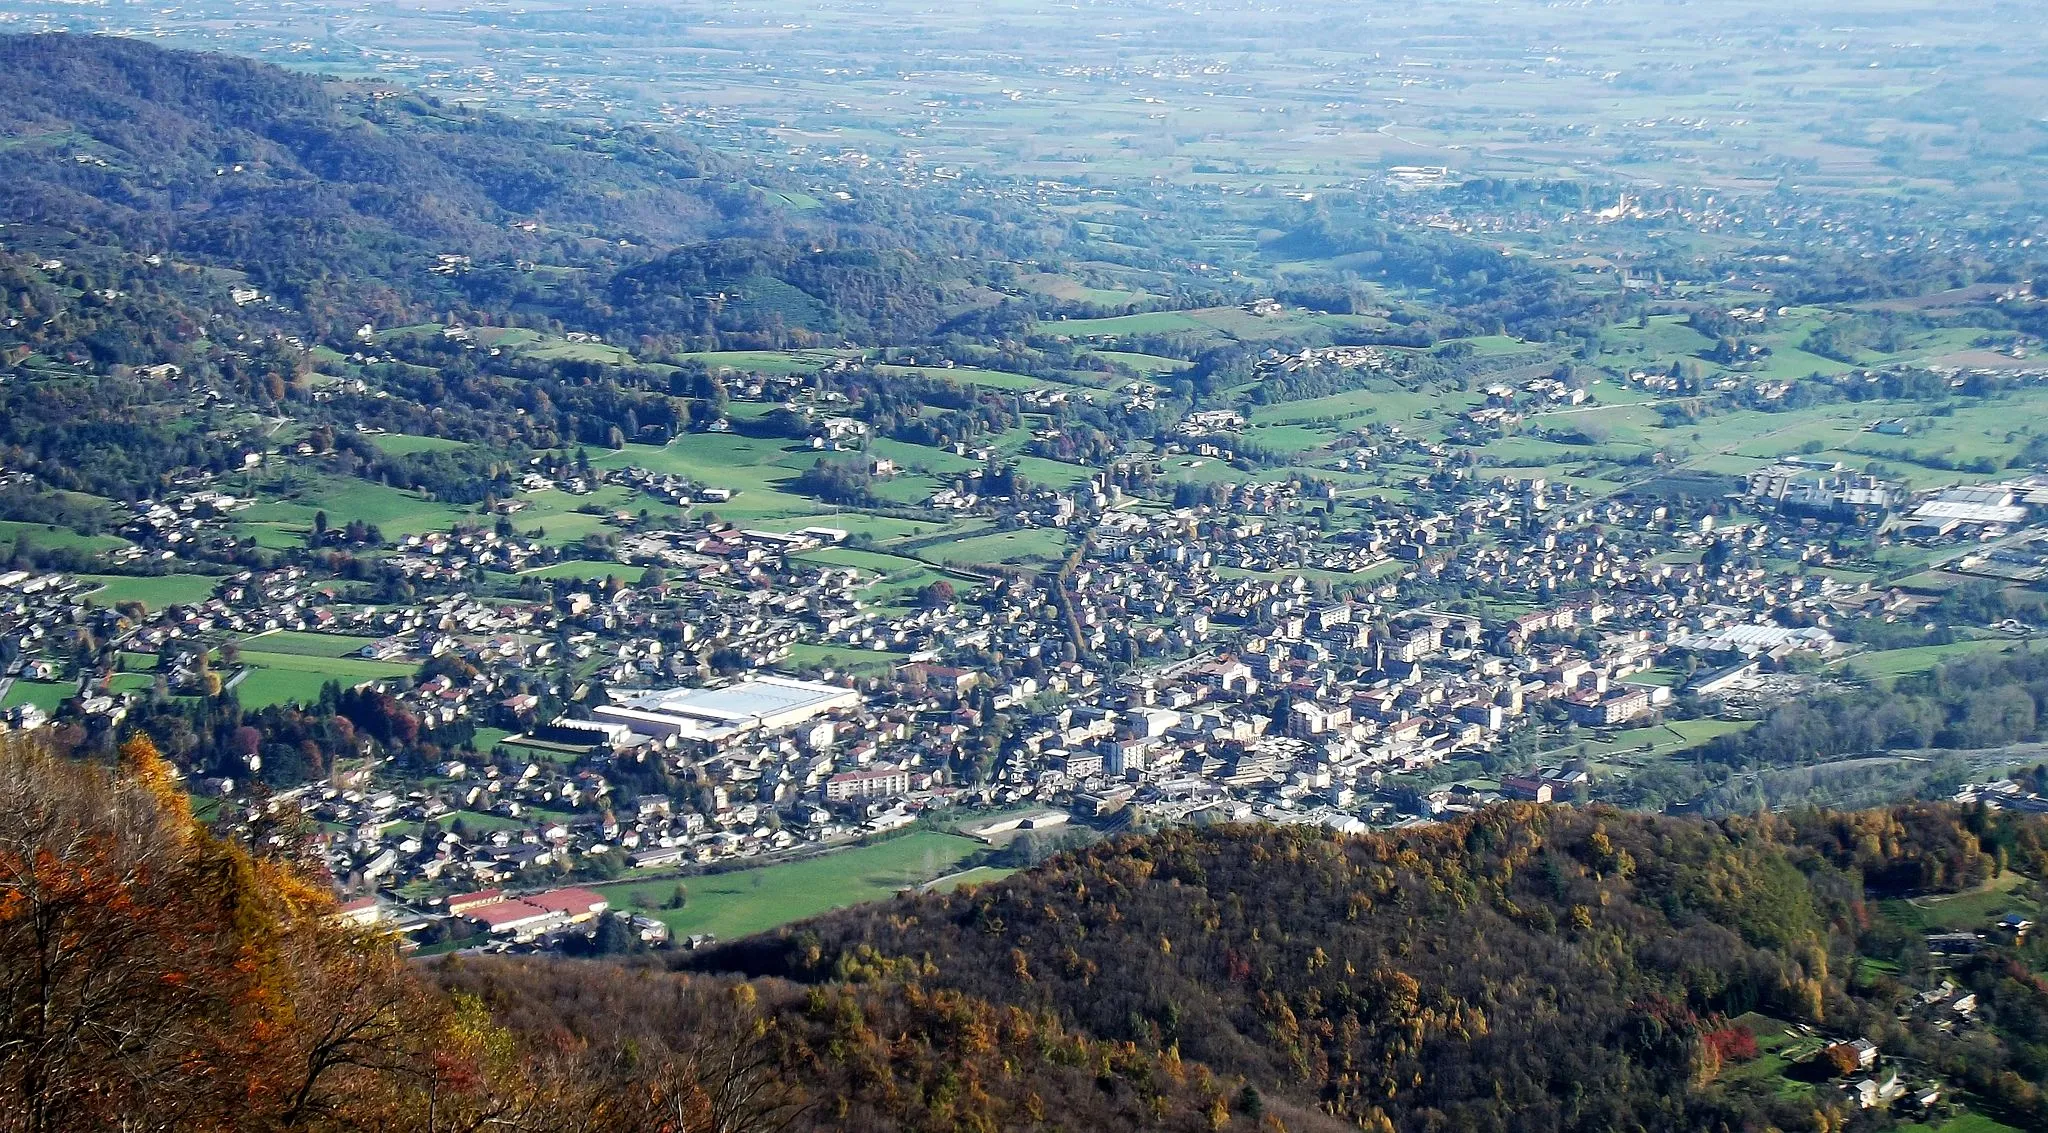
2,35,757,256
694,803,2048,1132
9,727,2048,1133
0,34,983,343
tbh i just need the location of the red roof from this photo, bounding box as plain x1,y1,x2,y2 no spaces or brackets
524,887,607,916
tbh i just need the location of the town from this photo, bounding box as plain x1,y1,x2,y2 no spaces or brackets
8,356,2048,956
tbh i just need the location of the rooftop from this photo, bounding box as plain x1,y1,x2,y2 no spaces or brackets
617,675,858,725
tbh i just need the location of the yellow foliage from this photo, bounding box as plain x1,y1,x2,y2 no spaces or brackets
119,733,189,828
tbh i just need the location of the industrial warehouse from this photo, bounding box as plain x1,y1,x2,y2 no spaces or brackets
590,675,862,748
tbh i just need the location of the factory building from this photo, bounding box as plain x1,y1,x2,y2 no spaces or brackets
592,675,861,748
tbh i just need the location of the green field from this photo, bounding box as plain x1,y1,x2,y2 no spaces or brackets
78,574,221,609
231,630,383,658
922,527,1070,568
776,641,905,675
228,650,415,708
0,679,72,712
1048,310,1210,337
1898,1114,2025,1133
366,433,470,456
521,339,632,365
1880,871,2036,934
0,520,129,556
601,831,982,941
1719,1012,1829,1099
518,560,637,583
592,436,825,520
436,809,533,834
677,349,853,375
1837,639,2026,681
237,476,473,540
791,546,931,576
1580,719,1757,762
929,866,1018,893
1091,349,1193,375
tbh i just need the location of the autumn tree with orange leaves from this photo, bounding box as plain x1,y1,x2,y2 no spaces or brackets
0,733,448,1133
0,733,835,1133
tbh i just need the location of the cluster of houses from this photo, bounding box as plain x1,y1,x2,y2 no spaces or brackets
6,434,2001,876
1252,344,1391,379
5,342,2048,977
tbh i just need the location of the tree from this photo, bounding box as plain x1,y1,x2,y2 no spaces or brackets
1819,1043,1862,1079
0,734,438,1132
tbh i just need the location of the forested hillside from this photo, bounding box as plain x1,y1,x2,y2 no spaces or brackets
0,34,1596,353
9,728,2048,1132
0,34,1044,346
0,35,782,328
697,804,2048,1133
0,732,1304,1133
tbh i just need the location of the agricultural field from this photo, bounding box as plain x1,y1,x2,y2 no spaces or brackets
1879,871,2038,934
365,433,469,456
77,573,221,610
870,362,1068,393
229,630,382,658
599,831,982,941
519,339,633,365
1836,639,2029,682
789,546,924,574
1897,1115,2025,1133
234,476,474,541
927,865,1017,893
919,526,1070,568
1090,350,1192,375
592,436,826,521
1577,719,1758,766
0,520,129,556
788,546,970,609
517,560,645,583
1046,310,1210,338
225,649,415,709
677,349,855,375
0,678,72,712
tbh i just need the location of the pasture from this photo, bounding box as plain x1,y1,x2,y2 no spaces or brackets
78,574,221,610
230,630,382,658
226,649,415,709
600,831,983,941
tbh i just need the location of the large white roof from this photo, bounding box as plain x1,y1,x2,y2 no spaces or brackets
616,675,857,725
